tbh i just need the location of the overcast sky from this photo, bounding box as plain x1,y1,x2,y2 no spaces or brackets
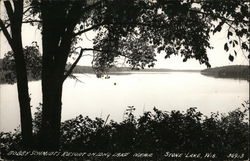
0,24,248,70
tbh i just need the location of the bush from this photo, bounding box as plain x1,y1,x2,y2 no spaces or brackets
58,105,249,156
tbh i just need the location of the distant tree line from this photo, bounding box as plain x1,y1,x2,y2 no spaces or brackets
201,65,249,80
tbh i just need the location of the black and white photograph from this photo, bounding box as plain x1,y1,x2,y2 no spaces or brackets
0,0,249,160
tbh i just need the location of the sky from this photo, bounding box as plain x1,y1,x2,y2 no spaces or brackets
0,23,249,70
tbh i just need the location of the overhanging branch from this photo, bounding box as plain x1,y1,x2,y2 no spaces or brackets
76,48,107,53
73,21,172,37
63,47,113,81
0,18,13,49
73,23,104,37
22,19,42,24
63,48,84,81
23,6,33,15
4,1,14,22
0,19,42,31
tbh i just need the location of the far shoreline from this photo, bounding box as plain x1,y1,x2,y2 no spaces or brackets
1,65,249,84
200,65,249,81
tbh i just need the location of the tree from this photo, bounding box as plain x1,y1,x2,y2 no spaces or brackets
2,0,249,150
0,0,33,148
2,45,42,83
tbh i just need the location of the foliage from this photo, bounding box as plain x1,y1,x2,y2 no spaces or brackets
33,103,43,134
0,130,23,156
90,0,249,75
28,0,249,76
59,105,249,159
2,45,42,84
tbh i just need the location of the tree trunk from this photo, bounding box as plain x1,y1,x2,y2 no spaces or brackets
12,45,33,149
0,0,33,149
39,75,63,150
39,15,66,149
39,31,73,150
38,1,83,150
39,33,64,150
11,0,33,149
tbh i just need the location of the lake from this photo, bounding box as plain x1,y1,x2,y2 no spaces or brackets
0,72,248,132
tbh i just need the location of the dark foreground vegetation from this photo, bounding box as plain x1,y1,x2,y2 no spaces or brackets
1,104,249,161
201,65,249,80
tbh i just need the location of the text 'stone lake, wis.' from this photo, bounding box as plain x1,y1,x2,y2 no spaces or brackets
0,71,248,132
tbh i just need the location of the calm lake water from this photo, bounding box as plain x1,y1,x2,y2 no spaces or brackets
0,72,249,132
